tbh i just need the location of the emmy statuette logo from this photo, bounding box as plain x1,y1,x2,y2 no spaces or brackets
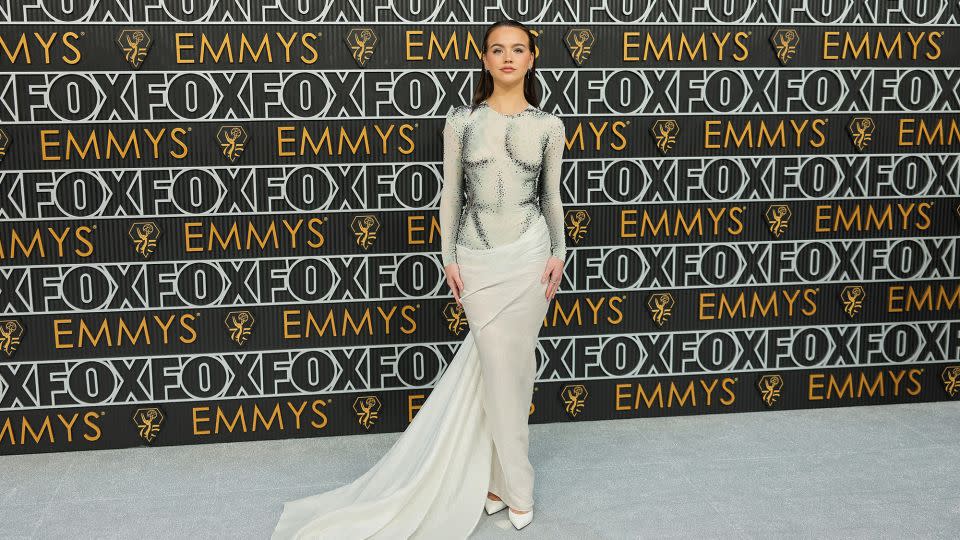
848,117,875,152
650,119,680,155
765,204,791,238
564,28,596,65
770,29,800,65
942,366,960,398
217,125,249,163
564,209,590,245
0,127,10,164
225,310,255,346
561,384,588,418
756,375,784,407
354,396,383,429
443,302,469,336
351,215,381,250
116,29,152,69
646,292,676,327
129,222,161,259
345,28,378,67
0,319,24,358
840,285,866,318
132,407,165,443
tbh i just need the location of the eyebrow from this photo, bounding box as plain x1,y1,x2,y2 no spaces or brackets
490,43,527,47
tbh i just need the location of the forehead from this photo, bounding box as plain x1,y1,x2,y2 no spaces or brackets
488,26,529,47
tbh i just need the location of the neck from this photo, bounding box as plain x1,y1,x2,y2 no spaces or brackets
485,85,528,112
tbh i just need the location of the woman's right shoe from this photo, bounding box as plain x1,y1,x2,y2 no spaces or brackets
508,507,533,530
484,497,507,515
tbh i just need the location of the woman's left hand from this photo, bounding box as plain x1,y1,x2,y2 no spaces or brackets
540,256,564,301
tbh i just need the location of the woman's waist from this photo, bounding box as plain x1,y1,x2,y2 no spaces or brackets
456,213,548,255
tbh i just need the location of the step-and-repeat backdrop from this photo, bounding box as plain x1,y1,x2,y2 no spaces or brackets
1,1,959,455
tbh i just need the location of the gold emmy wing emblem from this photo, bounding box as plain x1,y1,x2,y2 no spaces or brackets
354,396,383,429
561,384,588,418
756,375,784,407
0,127,10,164
351,215,381,250
646,292,676,327
941,366,960,398
225,310,255,346
116,29,152,69
128,221,160,258
444,302,469,335
848,117,875,152
765,204,791,238
650,119,680,155
564,209,590,245
770,29,800,65
345,28,378,67
564,28,596,65
217,125,249,163
0,319,24,358
840,285,866,318
132,407,164,443
955,202,960,222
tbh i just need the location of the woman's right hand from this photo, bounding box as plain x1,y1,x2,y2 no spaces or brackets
444,263,464,309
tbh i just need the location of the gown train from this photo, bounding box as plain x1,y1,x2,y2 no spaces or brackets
272,215,552,539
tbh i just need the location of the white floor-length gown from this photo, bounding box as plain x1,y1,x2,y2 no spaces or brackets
271,216,552,539
273,101,567,539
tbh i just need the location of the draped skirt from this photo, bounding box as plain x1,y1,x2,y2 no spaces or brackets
271,214,553,540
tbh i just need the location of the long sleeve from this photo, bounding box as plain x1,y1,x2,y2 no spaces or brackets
439,107,465,266
540,115,567,262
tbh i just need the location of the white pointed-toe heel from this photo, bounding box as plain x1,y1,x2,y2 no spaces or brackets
508,507,533,530
484,496,507,515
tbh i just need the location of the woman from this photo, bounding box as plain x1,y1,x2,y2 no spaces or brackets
272,20,566,539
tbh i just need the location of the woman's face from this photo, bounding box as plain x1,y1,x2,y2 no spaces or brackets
482,26,534,85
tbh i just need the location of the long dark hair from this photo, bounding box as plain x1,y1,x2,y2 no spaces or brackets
469,20,540,113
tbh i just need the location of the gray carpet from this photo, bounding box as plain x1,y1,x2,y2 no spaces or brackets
1,401,957,539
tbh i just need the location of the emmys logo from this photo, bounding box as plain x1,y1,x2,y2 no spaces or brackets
132,407,164,443
650,119,679,155
354,396,382,429
443,302,469,335
0,127,10,164
0,320,24,358
561,384,588,418
225,310,255,346
765,204,791,238
351,215,381,250
848,117,875,152
345,28,378,67
217,125,249,163
756,375,783,407
942,366,960,398
564,28,596,65
646,292,675,327
564,209,590,245
840,285,866,318
770,29,800,65
116,29,152,69
129,222,160,258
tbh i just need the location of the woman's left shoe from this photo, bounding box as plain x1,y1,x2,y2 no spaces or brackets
484,497,507,515
508,508,533,530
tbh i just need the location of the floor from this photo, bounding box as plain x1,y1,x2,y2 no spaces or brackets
1,401,957,539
